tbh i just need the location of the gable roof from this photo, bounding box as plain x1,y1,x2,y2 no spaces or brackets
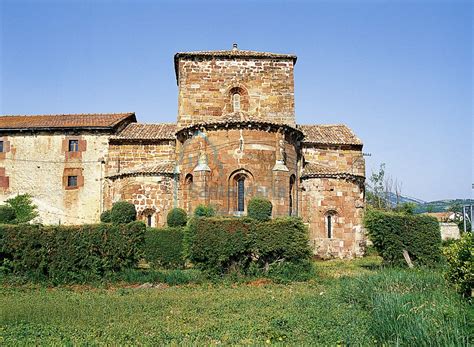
0,113,136,131
113,123,176,141
298,124,362,146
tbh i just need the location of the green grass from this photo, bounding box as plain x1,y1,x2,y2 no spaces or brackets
0,256,471,345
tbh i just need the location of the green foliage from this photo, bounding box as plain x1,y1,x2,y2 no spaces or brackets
110,201,136,224
100,210,111,223
247,197,273,221
193,204,216,217
393,202,416,215
166,208,187,227
267,259,314,283
339,269,469,346
144,227,185,269
443,233,473,297
0,205,16,224
0,221,146,283
5,194,38,224
366,163,388,209
185,216,312,277
364,208,442,266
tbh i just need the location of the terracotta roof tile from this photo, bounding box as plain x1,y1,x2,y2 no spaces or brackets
107,162,176,179
301,162,364,179
114,123,176,140
0,113,135,130
299,124,362,146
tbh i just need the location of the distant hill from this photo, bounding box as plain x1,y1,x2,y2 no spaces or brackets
385,192,473,213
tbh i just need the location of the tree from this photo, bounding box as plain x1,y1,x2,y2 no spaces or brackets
5,194,38,224
366,163,388,209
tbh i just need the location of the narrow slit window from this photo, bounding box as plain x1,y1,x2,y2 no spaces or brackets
147,215,152,227
327,215,332,238
69,140,79,152
67,176,78,187
0,141,4,153
237,177,245,212
232,93,241,112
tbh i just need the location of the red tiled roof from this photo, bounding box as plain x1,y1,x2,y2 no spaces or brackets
0,113,135,130
301,162,364,179
107,162,176,179
114,123,176,140
299,124,362,146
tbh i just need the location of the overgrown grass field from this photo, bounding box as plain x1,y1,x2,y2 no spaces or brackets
1,256,471,345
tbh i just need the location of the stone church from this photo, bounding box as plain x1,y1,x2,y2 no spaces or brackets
0,47,366,258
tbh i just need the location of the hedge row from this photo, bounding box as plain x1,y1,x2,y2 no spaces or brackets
0,221,146,283
144,227,185,269
364,208,442,267
185,216,312,275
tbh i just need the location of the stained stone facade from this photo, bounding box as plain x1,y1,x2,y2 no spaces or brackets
0,47,366,258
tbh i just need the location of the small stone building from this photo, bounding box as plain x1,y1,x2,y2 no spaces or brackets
0,47,366,258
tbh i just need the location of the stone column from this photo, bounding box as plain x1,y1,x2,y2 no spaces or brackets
193,150,211,207
272,130,289,217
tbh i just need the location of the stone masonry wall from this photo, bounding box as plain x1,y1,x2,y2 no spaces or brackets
106,141,175,176
177,57,295,128
177,127,298,216
300,177,365,258
0,132,109,224
302,144,365,176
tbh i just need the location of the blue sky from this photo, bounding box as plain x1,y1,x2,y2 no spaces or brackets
1,0,472,201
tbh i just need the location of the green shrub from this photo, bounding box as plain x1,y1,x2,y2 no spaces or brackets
166,208,187,227
248,217,312,266
443,232,473,297
5,194,38,224
0,205,16,224
247,197,273,221
186,217,253,274
267,259,314,283
110,201,136,224
0,221,146,283
364,208,442,266
194,204,215,217
144,227,185,269
185,216,312,277
100,210,112,223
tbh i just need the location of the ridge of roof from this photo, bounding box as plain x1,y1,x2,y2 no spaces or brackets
0,113,136,131
298,124,363,146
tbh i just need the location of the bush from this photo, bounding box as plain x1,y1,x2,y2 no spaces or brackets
364,208,442,267
185,216,312,277
0,205,16,224
194,204,215,217
5,194,38,224
247,197,273,221
110,201,136,224
167,208,187,227
144,227,185,269
100,210,112,223
443,233,473,297
0,221,146,283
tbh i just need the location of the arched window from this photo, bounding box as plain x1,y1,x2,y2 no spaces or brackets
325,211,337,239
185,174,193,212
289,175,296,216
147,214,152,227
236,175,245,212
232,92,241,112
